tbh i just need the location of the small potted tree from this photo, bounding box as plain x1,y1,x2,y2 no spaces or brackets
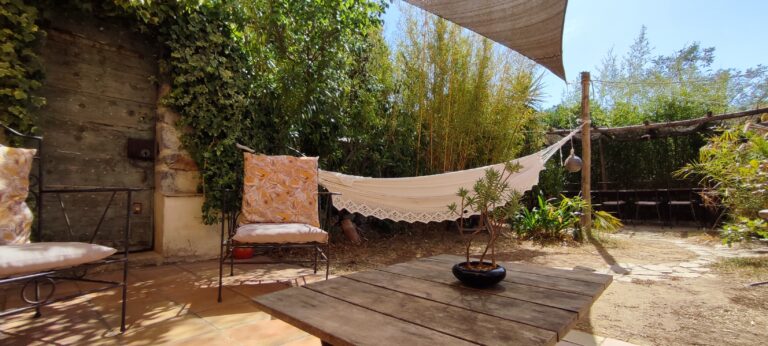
448,162,522,288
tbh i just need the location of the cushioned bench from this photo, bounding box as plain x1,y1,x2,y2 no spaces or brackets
233,223,328,244
0,123,132,333
0,242,117,278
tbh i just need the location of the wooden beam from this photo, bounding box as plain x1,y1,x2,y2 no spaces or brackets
580,72,592,234
549,107,768,140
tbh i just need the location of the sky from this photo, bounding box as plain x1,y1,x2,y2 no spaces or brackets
381,0,768,109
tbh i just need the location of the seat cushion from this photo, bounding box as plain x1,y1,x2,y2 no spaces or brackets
0,242,117,278
0,145,36,245
241,154,320,227
233,223,328,244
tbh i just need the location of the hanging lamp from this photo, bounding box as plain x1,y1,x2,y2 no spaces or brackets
564,147,582,173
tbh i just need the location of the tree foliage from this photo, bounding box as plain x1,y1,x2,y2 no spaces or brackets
543,26,768,190
12,0,389,222
448,162,523,267
393,7,545,174
7,0,555,223
0,0,45,134
677,127,768,244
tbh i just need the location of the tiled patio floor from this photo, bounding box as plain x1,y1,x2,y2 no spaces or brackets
1,259,635,345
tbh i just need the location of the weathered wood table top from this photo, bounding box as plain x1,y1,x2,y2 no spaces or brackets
252,254,613,346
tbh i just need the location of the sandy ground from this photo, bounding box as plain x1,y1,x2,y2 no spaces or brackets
325,223,768,346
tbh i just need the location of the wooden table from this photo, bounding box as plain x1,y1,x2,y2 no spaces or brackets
253,254,613,346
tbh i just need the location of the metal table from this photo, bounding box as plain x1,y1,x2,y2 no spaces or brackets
253,254,612,345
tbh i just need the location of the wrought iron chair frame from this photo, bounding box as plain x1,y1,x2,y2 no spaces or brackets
216,183,335,303
666,189,699,226
634,189,663,224
0,123,137,333
597,189,628,221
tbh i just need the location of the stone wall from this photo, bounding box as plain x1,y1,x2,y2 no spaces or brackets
154,81,219,260
155,82,200,196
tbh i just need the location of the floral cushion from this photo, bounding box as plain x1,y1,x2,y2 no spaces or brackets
0,145,36,245
241,154,320,227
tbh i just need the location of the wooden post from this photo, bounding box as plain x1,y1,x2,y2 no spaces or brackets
580,72,592,235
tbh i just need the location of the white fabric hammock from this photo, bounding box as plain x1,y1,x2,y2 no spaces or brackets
319,130,579,223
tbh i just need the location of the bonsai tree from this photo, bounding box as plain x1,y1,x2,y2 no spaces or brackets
448,162,522,270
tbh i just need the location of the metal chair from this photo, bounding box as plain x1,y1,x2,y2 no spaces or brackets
634,189,663,224
217,147,332,303
598,189,628,220
0,123,132,333
667,189,698,225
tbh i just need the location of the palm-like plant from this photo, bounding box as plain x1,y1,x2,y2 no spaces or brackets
448,162,522,269
515,195,623,242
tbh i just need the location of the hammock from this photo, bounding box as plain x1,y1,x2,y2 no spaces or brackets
319,129,580,223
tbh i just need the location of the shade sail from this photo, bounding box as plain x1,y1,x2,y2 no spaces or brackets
404,0,568,80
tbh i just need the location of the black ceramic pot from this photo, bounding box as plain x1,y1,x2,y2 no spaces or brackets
452,261,506,288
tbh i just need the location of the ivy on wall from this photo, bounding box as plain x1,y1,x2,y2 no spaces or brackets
0,0,45,134
8,0,387,223
121,1,262,222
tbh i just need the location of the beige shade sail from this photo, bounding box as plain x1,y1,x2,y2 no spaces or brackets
404,0,568,80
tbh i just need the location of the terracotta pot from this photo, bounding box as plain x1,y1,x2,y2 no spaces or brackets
232,246,254,260
452,261,506,288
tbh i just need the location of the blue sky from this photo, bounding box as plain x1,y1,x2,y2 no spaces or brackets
382,0,768,109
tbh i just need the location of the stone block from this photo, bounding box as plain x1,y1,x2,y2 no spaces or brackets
158,169,200,196
162,152,199,171
157,122,182,151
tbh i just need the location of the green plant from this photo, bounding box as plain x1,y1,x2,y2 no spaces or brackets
395,7,545,175
592,210,623,240
721,217,768,246
516,195,581,243
0,0,45,134
448,162,522,269
515,194,622,243
677,126,768,244
106,0,388,222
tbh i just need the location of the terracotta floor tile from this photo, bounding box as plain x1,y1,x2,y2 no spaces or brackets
1,303,112,345
115,315,218,346
97,296,189,331
1,280,81,310
160,285,247,313
0,261,318,345
282,334,323,346
194,301,271,330
222,319,311,346
130,265,198,285
226,282,293,300
165,330,235,346
0,331,34,345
